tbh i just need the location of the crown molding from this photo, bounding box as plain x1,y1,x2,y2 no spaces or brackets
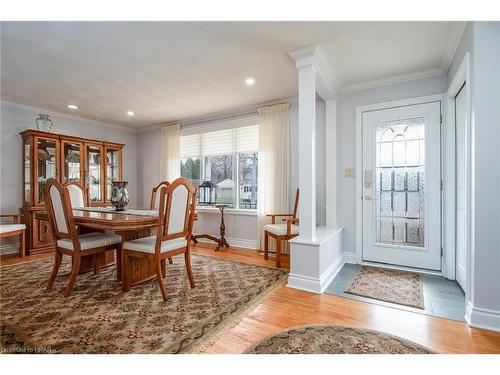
1,100,138,133
442,21,468,72
339,68,446,94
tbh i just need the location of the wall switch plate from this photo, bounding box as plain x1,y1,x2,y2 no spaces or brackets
345,168,355,178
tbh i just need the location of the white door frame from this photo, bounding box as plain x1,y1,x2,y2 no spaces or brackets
355,94,446,272
444,53,471,292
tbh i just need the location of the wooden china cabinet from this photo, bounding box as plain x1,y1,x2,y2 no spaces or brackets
20,129,124,255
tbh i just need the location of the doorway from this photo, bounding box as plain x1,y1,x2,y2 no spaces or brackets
361,102,442,270
455,84,467,290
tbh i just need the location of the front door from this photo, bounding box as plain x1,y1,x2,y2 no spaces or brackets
362,102,441,270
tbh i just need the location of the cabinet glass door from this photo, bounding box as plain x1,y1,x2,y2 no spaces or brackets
35,137,59,205
105,147,121,202
23,138,32,205
86,144,103,203
62,141,83,183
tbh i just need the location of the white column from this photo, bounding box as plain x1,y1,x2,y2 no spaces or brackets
325,99,337,228
298,64,317,241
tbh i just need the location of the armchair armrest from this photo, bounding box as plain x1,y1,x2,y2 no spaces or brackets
266,213,294,224
285,217,299,236
0,214,22,224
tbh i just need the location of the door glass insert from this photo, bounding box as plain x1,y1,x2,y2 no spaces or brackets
106,148,120,200
375,117,425,247
63,142,81,183
36,138,57,203
87,145,102,202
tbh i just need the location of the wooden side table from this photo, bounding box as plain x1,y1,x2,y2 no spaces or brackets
192,204,231,251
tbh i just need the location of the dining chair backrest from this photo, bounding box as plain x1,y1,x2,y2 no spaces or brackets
64,181,88,208
44,178,78,245
150,181,170,210
292,188,300,219
157,178,197,246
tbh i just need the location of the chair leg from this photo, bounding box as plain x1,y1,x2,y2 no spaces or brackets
20,230,25,258
122,250,131,292
276,238,281,268
93,254,100,275
161,259,166,277
116,246,122,282
47,251,63,290
264,231,269,260
168,257,173,264
156,261,168,302
65,255,81,297
185,249,195,289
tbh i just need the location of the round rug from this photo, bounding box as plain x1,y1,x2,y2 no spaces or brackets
243,324,434,354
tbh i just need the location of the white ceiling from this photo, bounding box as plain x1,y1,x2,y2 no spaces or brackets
1,22,464,129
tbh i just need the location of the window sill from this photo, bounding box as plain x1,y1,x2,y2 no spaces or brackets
195,206,257,216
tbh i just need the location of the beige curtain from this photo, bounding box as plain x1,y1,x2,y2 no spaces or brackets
160,124,181,181
256,103,290,251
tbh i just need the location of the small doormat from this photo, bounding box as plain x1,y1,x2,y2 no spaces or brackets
243,324,434,354
345,266,424,309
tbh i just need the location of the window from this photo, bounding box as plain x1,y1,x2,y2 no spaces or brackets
180,124,258,209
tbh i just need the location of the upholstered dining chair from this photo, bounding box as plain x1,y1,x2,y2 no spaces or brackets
122,178,197,302
63,181,89,208
0,214,26,258
150,181,170,210
264,188,299,268
44,178,122,297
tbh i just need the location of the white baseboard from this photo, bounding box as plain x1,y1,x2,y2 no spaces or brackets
195,236,257,250
288,253,345,294
465,302,500,332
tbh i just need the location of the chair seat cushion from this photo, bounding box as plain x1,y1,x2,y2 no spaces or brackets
123,236,187,254
264,223,299,236
57,233,122,251
0,224,26,234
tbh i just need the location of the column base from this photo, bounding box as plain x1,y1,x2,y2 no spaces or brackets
287,227,344,294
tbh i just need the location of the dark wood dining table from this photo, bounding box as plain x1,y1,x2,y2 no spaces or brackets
35,207,187,289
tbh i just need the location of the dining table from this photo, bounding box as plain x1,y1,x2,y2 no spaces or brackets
36,206,198,290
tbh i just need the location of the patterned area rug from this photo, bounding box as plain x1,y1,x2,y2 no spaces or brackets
0,254,287,354
244,324,434,354
345,266,424,309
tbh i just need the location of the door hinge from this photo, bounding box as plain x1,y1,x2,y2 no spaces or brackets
440,114,443,124
441,246,444,256
440,180,444,191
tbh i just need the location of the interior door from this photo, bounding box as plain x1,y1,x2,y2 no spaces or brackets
455,85,467,290
362,102,441,270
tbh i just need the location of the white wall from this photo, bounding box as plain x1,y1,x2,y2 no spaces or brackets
337,74,449,254
0,102,139,212
136,99,327,248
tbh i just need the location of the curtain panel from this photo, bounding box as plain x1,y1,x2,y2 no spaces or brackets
160,124,181,182
257,103,291,250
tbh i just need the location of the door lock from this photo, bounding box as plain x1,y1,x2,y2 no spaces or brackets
364,195,373,201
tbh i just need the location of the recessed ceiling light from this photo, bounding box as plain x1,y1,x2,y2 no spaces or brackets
67,104,78,109
245,77,255,86
127,111,135,116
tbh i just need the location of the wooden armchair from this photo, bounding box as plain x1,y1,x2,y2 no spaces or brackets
0,214,26,258
264,189,299,268
44,178,123,297
122,178,197,302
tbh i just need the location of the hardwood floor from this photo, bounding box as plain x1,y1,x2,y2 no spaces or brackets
2,244,500,354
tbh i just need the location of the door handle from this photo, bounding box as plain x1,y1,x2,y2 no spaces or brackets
364,196,373,201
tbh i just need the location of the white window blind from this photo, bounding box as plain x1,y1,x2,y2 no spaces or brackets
180,125,258,158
